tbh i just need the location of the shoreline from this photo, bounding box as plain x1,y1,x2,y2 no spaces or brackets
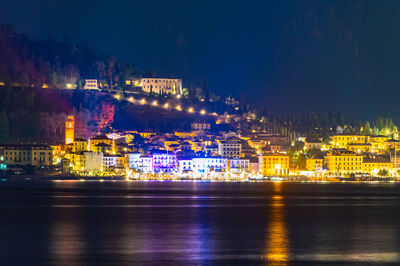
2,175,398,183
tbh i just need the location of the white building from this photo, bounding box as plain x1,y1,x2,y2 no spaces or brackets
128,153,142,170
178,159,193,173
192,158,228,173
83,152,103,173
103,155,124,169
138,156,153,173
229,158,250,173
103,155,117,169
84,79,99,90
141,78,182,95
218,140,242,158
152,153,177,173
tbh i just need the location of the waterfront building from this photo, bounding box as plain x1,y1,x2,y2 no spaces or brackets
65,115,74,145
103,155,125,169
324,150,363,174
152,153,177,173
65,152,85,172
141,78,182,95
128,153,141,170
362,157,393,175
0,144,53,168
178,159,193,173
228,158,250,173
192,157,228,173
218,140,242,158
138,156,153,173
259,153,290,176
83,152,103,173
306,158,324,171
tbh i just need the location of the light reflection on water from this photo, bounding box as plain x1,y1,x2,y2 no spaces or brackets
2,181,400,264
264,182,289,265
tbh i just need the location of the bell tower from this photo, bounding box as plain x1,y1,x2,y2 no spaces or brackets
65,115,75,145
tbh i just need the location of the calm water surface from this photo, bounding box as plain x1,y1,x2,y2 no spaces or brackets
0,181,400,265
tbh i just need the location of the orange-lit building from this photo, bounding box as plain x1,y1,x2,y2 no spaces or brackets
259,153,289,176
65,115,74,145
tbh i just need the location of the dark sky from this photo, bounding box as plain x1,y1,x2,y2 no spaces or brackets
1,0,400,120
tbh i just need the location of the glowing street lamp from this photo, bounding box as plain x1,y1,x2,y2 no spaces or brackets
152,100,158,106
176,105,182,111
164,103,169,108
129,97,134,102
141,98,146,104
200,110,206,115
188,107,194,113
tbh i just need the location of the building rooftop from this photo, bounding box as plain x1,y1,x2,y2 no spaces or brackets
91,135,109,140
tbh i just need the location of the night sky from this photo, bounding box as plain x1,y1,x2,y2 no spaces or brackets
1,0,400,120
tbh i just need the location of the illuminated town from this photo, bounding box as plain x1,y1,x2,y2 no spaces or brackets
4,1,400,265
1,76,399,182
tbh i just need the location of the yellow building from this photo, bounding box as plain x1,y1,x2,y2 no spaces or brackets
0,144,53,167
138,131,157,139
174,131,196,139
304,140,322,151
386,139,400,151
362,157,393,175
89,136,112,152
93,143,112,154
259,153,289,176
50,145,63,156
306,158,323,171
324,150,363,174
65,152,85,172
73,138,88,152
65,115,74,145
347,143,372,154
331,134,366,148
368,135,391,154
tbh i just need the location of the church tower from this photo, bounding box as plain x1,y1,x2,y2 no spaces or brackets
65,115,74,145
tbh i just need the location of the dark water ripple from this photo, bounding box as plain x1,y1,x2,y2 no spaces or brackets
0,181,400,265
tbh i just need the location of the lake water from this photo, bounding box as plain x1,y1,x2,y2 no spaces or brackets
1,181,400,265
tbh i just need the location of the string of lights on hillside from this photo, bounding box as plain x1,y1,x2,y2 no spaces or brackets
114,94,219,117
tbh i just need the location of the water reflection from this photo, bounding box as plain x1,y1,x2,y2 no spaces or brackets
50,211,86,266
264,182,289,265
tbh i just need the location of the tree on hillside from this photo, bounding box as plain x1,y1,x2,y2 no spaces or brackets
362,121,372,135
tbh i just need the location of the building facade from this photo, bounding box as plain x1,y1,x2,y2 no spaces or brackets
218,140,242,158
84,79,99,90
141,78,182,95
65,115,74,145
259,153,289,176
0,144,53,167
324,150,363,174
